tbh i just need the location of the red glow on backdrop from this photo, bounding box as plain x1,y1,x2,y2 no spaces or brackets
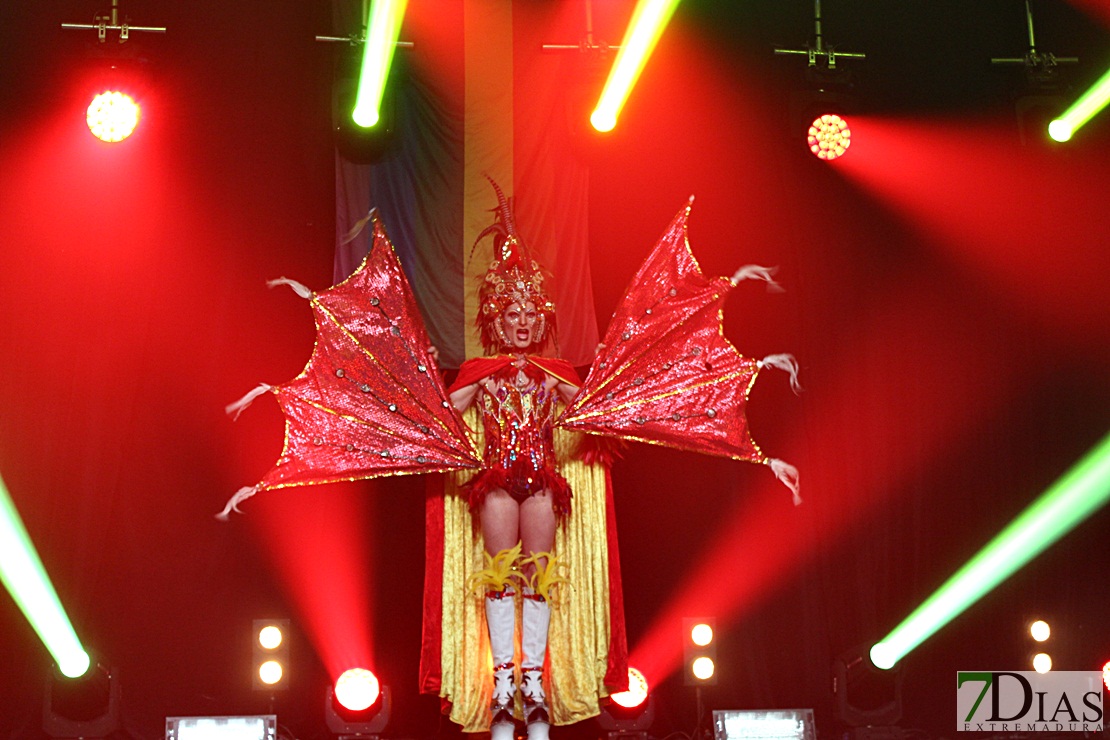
1067,0,1110,25
833,116,1110,361
629,279,1017,687
247,483,376,681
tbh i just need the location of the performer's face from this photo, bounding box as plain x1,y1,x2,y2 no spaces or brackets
500,300,539,350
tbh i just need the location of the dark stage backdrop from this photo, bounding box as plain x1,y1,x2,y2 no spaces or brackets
0,2,1108,739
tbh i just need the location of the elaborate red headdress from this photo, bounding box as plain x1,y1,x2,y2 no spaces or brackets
473,178,557,354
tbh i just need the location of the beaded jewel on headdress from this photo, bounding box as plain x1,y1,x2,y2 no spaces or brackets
474,178,556,353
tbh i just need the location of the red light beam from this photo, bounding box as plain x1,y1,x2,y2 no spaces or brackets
630,278,1017,687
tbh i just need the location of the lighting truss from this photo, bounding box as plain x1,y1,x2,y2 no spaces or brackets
61,0,166,42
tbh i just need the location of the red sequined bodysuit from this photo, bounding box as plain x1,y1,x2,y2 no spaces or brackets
449,356,578,516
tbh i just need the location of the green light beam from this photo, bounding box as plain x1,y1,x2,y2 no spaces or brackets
871,430,1110,670
352,0,408,128
0,472,90,677
590,0,682,133
1049,64,1110,142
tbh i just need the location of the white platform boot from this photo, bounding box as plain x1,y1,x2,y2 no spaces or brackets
520,587,551,740
486,587,517,740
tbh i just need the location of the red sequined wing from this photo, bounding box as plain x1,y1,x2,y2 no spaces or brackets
557,199,766,463
259,216,481,491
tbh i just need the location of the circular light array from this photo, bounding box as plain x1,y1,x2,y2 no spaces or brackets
86,91,140,142
1103,660,1109,692
808,114,851,160
610,667,649,709
1032,653,1052,674
336,668,380,712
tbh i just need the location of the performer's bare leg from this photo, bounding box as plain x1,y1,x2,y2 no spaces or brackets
481,489,521,556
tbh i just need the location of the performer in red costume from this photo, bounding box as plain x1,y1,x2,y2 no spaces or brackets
221,184,799,739
443,187,590,740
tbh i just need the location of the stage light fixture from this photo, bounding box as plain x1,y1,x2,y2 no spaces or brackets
598,667,654,739
776,0,864,157
252,619,289,691
788,75,857,163
990,0,1081,144
1,473,91,679
1032,652,1052,673
326,674,390,739
1102,660,1109,692
166,715,277,740
43,662,122,740
871,431,1110,670
683,618,717,686
611,667,650,709
333,71,397,164
714,709,816,740
833,647,903,729
87,90,141,142
590,0,682,132
335,668,380,712
1029,619,1050,642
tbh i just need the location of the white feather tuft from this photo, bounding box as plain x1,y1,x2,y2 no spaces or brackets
730,264,783,292
768,458,801,505
267,277,313,300
225,383,273,420
759,353,802,394
216,485,260,521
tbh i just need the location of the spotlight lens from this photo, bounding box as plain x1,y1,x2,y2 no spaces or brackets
590,109,617,133
336,667,380,711
1032,652,1052,674
610,667,649,709
58,651,92,679
690,623,713,647
1047,119,1072,143
86,91,140,143
258,625,283,650
691,656,715,681
1029,620,1050,642
870,642,896,670
352,106,380,128
807,113,851,160
258,659,284,685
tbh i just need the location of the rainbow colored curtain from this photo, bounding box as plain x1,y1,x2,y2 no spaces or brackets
334,1,600,368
